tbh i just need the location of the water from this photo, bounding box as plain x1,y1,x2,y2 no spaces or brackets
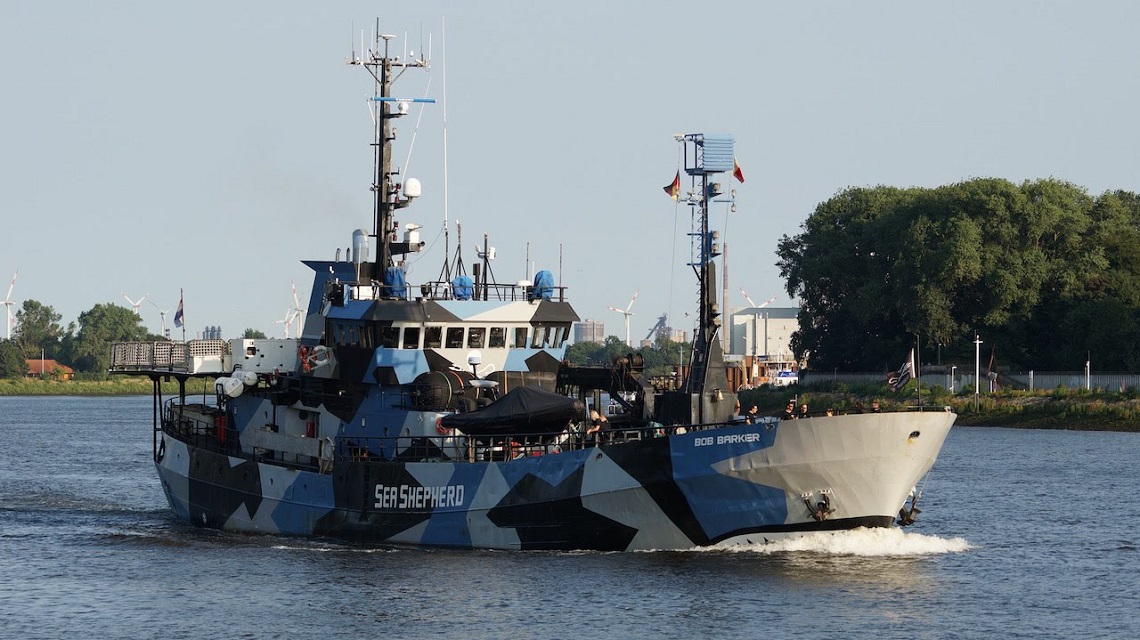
1,396,1137,639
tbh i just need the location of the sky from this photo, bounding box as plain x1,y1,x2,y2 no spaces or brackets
3,1,1139,344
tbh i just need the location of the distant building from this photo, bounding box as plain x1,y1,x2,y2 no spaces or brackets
728,306,798,360
727,306,800,388
25,359,75,380
573,318,605,344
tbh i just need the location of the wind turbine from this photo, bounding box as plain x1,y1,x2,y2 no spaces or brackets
148,298,172,338
607,289,638,347
739,289,776,309
122,292,148,315
274,307,296,339
290,281,305,337
1,271,17,340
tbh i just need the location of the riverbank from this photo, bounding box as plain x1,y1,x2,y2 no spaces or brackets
739,384,1140,432
0,376,213,397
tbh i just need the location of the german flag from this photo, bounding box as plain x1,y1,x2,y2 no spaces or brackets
663,171,680,200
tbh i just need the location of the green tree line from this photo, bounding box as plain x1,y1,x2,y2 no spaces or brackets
0,299,268,379
565,335,688,378
777,178,1140,371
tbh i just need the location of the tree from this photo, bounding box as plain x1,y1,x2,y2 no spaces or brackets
778,178,1140,371
243,328,268,339
0,339,27,378
564,335,687,378
565,335,632,367
69,303,149,376
14,299,66,360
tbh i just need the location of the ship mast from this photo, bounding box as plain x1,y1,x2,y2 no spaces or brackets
350,28,432,282
679,133,736,424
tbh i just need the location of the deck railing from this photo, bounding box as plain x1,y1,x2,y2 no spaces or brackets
157,406,743,472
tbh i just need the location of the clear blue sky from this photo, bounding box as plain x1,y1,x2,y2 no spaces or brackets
3,2,1138,343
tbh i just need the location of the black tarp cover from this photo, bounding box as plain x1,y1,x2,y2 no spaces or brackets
439,386,584,436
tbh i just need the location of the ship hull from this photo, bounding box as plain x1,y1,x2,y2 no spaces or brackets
154,411,954,551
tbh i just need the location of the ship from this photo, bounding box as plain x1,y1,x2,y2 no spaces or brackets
109,29,956,551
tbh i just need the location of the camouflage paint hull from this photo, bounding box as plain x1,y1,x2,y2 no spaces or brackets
155,411,955,550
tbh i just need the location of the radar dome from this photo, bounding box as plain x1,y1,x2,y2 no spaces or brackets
403,178,422,198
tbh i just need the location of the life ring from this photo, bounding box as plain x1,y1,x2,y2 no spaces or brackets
435,417,448,435
299,346,312,373
309,345,330,369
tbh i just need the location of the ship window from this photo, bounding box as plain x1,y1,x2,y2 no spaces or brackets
552,325,568,348
425,326,442,348
513,327,529,348
360,325,375,349
531,326,553,348
379,326,400,348
340,323,362,347
467,327,486,349
489,327,506,348
446,327,464,349
402,327,421,349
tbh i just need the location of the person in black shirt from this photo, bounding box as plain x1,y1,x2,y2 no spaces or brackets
781,401,796,420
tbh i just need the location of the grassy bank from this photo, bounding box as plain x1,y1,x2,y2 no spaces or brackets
0,376,215,397
739,383,1140,432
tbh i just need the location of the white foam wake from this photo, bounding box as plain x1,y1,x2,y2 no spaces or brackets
715,527,972,556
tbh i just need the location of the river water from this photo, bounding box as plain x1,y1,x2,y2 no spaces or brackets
1,396,1136,639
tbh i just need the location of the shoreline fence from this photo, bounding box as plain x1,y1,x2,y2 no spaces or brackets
804,370,1140,392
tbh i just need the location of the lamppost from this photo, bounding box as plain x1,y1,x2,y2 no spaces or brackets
950,365,957,393
1085,353,1091,391
974,335,982,411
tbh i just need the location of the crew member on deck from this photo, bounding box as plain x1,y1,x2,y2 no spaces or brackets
781,401,796,420
586,410,608,445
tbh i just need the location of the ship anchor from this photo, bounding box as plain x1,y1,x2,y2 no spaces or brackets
897,488,922,526
802,489,835,522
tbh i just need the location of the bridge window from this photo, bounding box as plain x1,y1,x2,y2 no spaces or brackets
552,325,569,348
512,327,528,348
467,327,486,349
403,327,421,349
445,327,464,349
531,326,553,348
379,326,400,348
425,326,442,348
330,321,374,348
489,327,506,348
